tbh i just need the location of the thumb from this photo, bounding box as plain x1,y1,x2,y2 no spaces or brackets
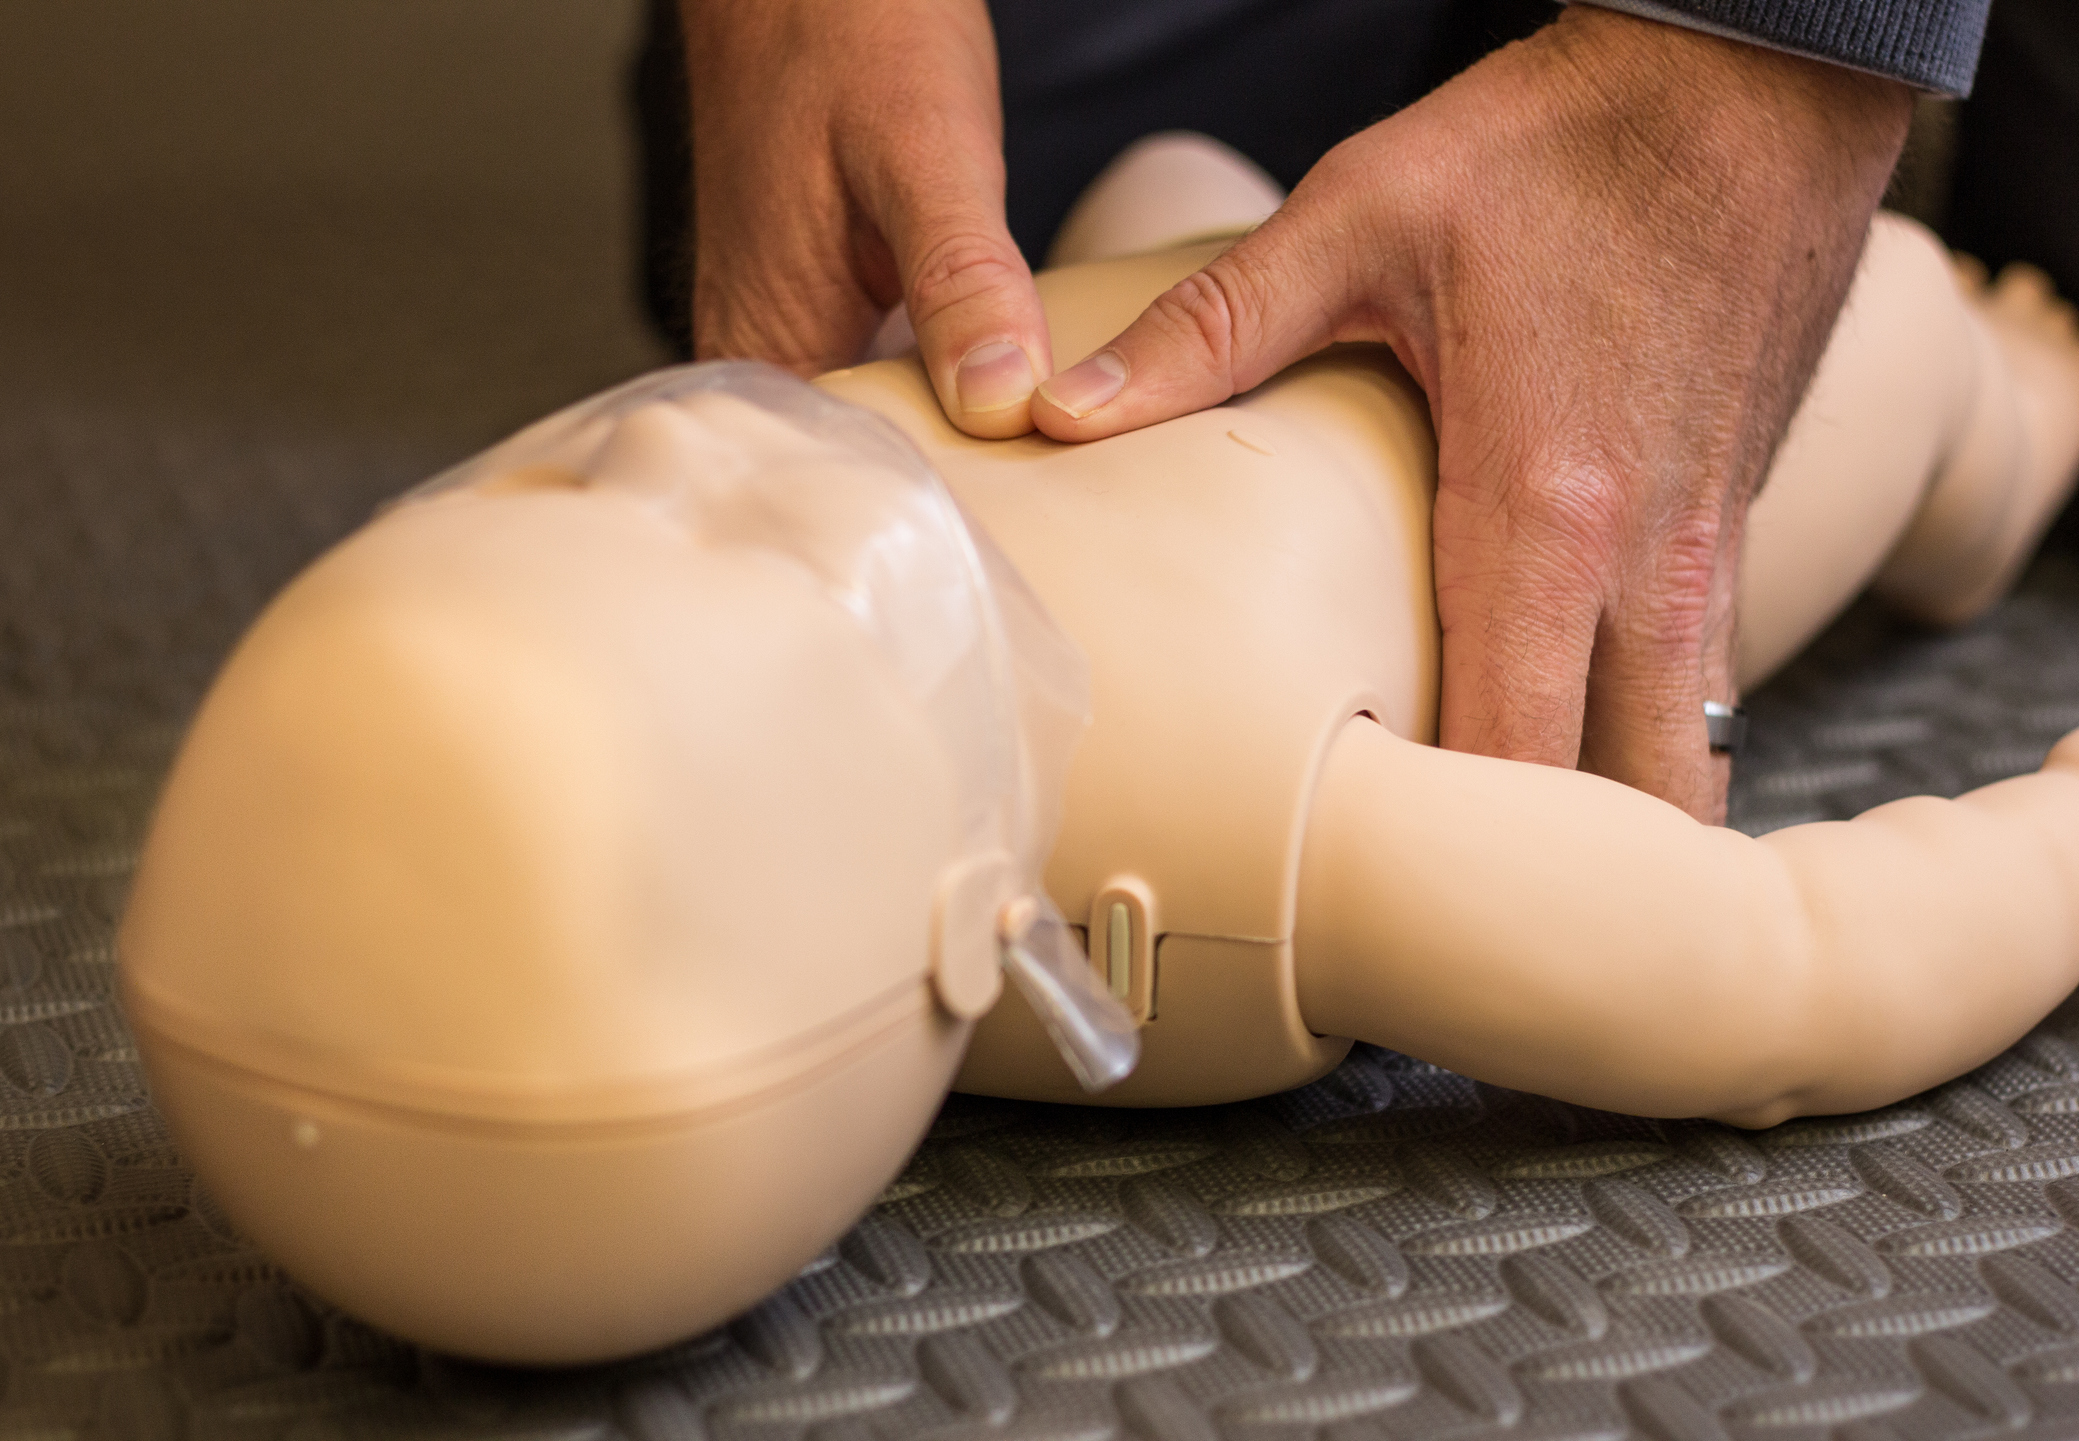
896,204,1055,440
1029,211,1348,440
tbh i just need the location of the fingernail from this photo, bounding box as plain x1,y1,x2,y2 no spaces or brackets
955,341,1036,415
1038,350,1127,419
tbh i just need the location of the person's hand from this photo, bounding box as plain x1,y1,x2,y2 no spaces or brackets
1028,7,1913,821
683,0,1050,437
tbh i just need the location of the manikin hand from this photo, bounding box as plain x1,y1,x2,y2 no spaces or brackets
682,0,1051,439
1028,8,1913,821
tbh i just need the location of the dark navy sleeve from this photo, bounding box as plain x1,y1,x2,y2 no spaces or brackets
1576,0,1991,94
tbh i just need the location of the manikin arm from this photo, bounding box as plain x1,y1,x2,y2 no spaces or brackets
1296,721,2079,1127
852,157,2079,1120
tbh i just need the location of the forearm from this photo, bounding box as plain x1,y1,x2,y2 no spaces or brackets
1294,721,2079,1125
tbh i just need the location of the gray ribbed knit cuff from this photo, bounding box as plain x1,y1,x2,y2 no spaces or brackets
1573,0,1989,95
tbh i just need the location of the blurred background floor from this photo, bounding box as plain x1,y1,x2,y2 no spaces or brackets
0,1,669,707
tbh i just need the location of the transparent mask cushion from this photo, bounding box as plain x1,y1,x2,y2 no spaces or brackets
403,361,1139,1091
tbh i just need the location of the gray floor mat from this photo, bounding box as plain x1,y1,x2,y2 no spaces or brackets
11,5,2079,1437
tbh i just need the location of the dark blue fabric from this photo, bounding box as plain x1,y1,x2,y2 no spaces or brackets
990,0,1283,102
1947,0,2079,359
988,0,1996,99
1627,0,1991,93
987,0,1548,261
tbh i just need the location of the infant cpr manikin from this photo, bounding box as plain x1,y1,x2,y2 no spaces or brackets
120,139,2079,1363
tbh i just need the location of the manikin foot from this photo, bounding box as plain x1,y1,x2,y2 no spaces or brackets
1968,259,2079,531
1875,256,2079,626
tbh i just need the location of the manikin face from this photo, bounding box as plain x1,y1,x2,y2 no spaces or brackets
113,374,1014,1362
125,381,986,1111
118,366,1130,1362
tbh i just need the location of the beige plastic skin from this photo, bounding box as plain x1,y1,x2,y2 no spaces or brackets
121,411,981,1363
145,1004,964,1362
818,160,2079,1112
1044,131,1286,270
823,267,1439,1104
1297,724,2079,1130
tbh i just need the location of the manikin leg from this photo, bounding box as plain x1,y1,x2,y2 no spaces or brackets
1871,261,2079,627
1738,222,2079,676
1045,132,1286,269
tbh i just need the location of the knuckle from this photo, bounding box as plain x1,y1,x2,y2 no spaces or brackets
1437,462,1736,659
905,232,1025,325
695,277,858,373
1656,508,1725,594
1629,511,1726,652
1504,464,1630,583
1555,501,1728,679
691,197,871,366
1142,264,1259,391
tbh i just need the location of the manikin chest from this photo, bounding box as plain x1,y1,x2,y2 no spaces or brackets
822,339,1442,1103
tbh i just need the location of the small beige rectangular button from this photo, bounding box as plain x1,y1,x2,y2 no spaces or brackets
1089,877,1158,1023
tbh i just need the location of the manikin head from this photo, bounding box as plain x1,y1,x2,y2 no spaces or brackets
119,365,1132,1362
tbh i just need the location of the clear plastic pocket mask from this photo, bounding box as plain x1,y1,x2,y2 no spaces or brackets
404,362,1138,1091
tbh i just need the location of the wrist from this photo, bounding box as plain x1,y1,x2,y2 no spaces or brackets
1542,4,1912,205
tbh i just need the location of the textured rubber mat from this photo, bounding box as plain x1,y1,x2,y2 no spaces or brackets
0,565,2076,1441
10,7,2079,1434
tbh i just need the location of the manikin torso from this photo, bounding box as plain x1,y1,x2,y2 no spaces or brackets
825,242,1442,1103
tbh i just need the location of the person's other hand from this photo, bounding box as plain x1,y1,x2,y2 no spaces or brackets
684,0,1050,437
1028,7,1913,821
